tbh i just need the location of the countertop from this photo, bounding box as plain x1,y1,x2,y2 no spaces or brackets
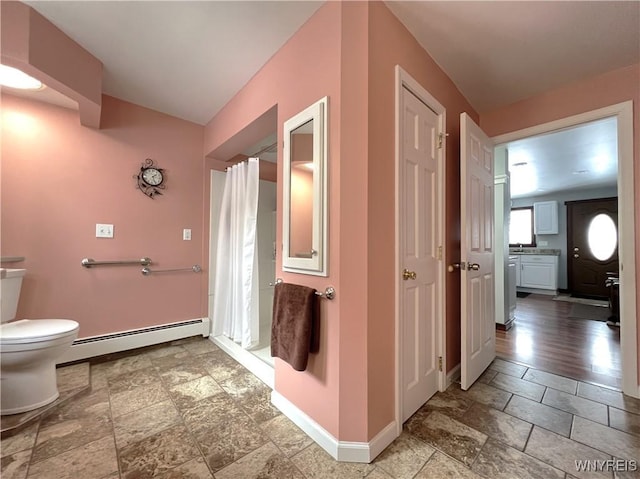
508,248,561,256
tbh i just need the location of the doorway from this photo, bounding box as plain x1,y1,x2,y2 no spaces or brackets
566,197,618,298
394,66,447,430
493,102,637,398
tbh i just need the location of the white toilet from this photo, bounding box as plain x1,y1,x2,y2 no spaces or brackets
1,268,79,415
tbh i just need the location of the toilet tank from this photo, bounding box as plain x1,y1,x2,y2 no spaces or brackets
0,269,26,323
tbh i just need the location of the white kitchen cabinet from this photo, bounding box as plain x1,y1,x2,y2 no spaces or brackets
534,201,559,234
514,255,521,287
520,255,558,290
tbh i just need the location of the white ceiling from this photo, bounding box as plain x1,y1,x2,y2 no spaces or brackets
12,1,638,194
505,117,618,199
24,1,324,125
385,1,640,113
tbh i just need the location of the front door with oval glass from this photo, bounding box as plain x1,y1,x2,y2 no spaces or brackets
567,197,618,298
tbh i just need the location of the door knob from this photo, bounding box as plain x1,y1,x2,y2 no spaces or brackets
448,263,461,273
402,269,417,280
574,253,580,258
467,263,480,271
573,247,580,252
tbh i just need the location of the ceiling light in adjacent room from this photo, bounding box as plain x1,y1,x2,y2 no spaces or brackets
0,65,43,90
509,162,538,197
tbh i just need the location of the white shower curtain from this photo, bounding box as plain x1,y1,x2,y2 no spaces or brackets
212,158,260,349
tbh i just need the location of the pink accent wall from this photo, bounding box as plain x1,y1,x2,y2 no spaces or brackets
1,94,206,338
367,2,480,435
480,63,639,385
1,2,102,128
336,1,370,441
204,1,344,438
204,1,480,442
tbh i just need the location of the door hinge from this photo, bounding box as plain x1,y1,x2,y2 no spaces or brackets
438,356,443,372
437,246,443,260
438,132,449,149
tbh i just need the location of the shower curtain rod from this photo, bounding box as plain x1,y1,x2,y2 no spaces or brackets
224,142,278,171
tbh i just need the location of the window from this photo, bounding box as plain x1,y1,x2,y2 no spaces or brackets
509,207,535,246
588,213,617,261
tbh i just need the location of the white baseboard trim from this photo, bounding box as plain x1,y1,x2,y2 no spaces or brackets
446,363,461,388
58,318,210,364
367,420,399,462
212,335,274,389
271,390,398,463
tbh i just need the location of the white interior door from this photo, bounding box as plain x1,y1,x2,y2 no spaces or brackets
460,113,495,390
400,87,441,421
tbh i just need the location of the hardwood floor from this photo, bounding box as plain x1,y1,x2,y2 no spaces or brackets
496,294,622,389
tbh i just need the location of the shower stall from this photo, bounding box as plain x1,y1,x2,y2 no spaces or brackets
209,167,277,385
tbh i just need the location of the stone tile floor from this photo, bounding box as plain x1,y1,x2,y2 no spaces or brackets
1,337,639,478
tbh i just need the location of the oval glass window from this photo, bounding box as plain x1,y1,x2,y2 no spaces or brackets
587,214,617,261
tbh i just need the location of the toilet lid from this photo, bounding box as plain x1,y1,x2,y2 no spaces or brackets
0,319,79,344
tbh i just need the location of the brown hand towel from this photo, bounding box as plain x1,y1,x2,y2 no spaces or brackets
271,282,320,371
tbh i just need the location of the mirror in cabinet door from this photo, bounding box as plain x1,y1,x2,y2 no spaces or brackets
282,97,328,276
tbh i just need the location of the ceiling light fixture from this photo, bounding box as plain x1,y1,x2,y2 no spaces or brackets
0,65,43,90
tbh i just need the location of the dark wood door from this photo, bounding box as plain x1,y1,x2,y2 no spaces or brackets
567,197,618,298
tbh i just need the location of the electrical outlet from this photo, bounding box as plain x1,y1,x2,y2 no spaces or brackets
96,224,114,238
183,228,192,241
538,240,548,246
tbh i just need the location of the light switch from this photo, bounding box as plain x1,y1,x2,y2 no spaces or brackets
183,229,192,241
96,224,114,238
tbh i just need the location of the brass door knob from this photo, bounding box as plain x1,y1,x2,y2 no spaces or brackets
402,269,417,280
448,263,461,273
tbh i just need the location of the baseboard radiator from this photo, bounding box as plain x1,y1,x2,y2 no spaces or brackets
58,318,211,364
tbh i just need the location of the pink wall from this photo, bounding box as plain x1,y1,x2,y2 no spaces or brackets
367,1,480,434
480,63,639,384
1,94,206,338
204,1,481,443
334,1,370,440
204,2,344,438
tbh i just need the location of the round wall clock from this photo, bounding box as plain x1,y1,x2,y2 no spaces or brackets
135,158,166,198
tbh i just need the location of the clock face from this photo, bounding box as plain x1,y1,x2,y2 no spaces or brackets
142,167,163,186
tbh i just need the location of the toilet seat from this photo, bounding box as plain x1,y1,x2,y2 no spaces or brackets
0,319,79,344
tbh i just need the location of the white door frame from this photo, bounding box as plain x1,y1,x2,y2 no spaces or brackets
492,101,638,398
394,65,447,434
